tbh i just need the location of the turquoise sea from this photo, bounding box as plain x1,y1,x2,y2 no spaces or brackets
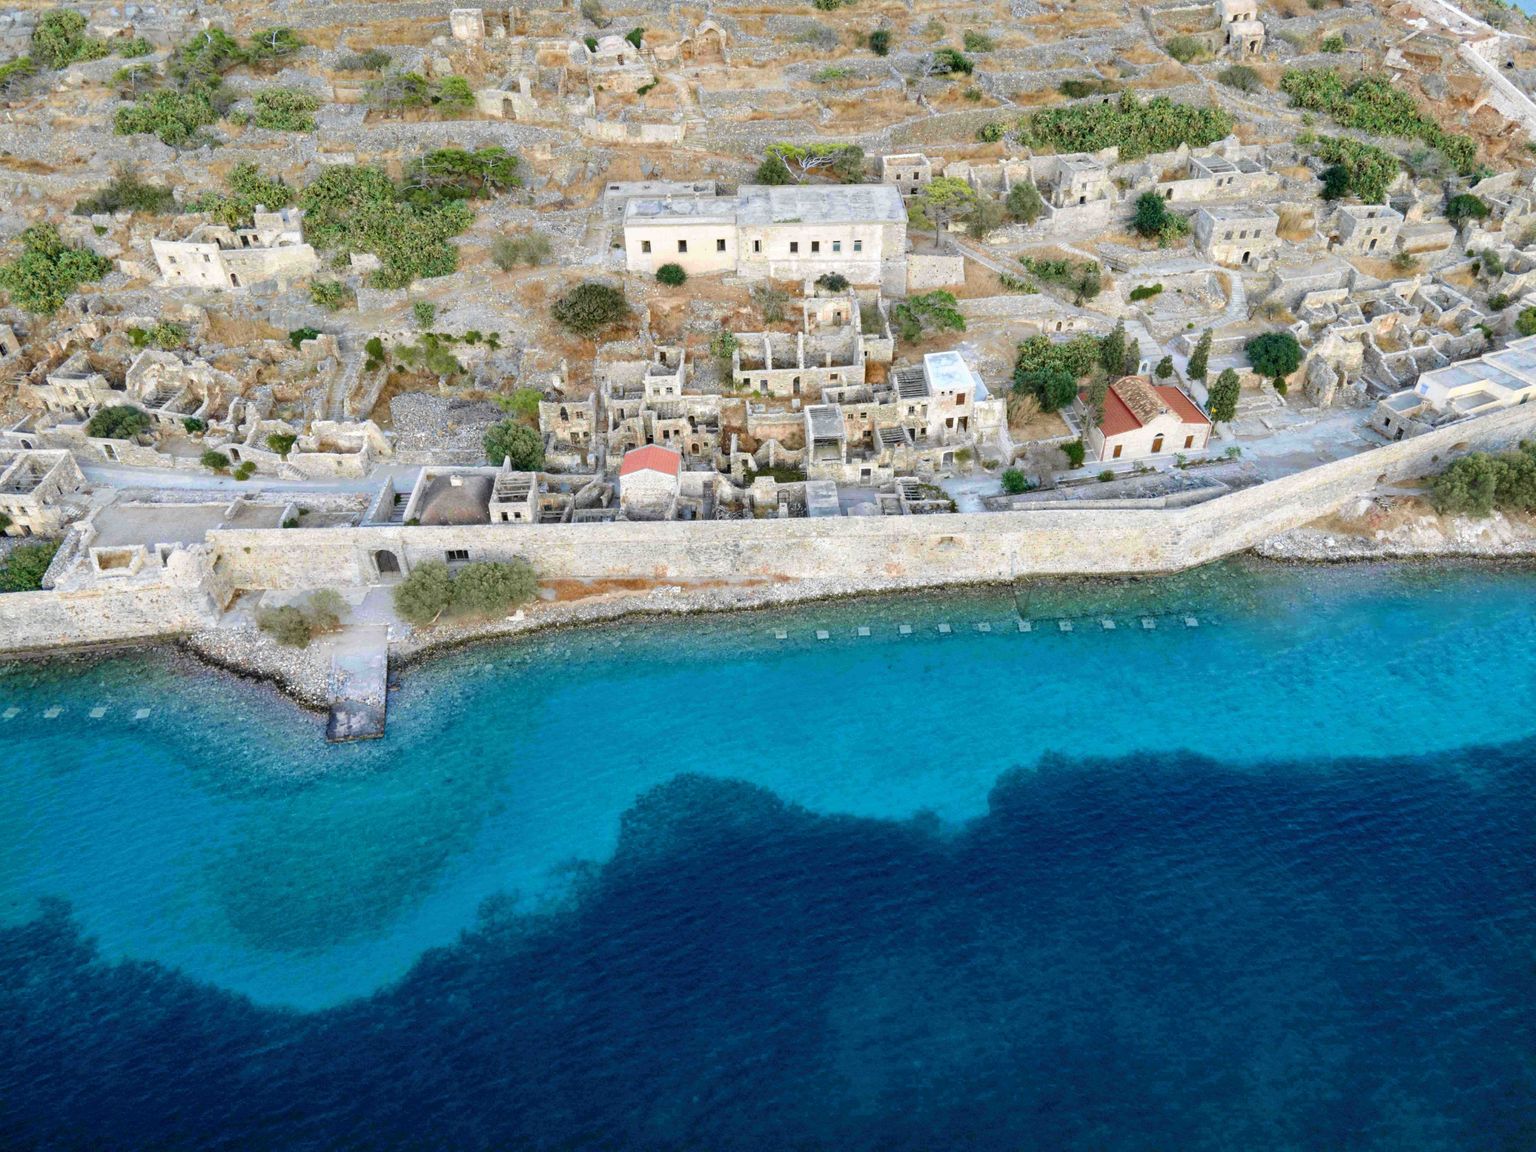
1,560,1533,1150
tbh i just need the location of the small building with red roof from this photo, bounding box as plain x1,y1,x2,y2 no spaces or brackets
1084,376,1211,463
618,444,682,519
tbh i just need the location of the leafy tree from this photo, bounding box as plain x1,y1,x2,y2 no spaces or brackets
115,87,218,147
1446,193,1489,228
1001,468,1028,494
1099,322,1128,376
430,75,475,116
266,432,298,456
393,560,455,625
32,10,109,69
183,417,206,434
928,48,974,75
1019,92,1233,161
1005,181,1043,224
890,290,965,343
364,70,431,114
869,29,891,56
1517,307,1536,337
494,388,543,422
909,176,977,237
1207,367,1241,423
252,88,318,131
450,559,538,617
169,27,247,89
75,168,175,215
1015,364,1078,411
248,27,304,66
1063,439,1086,468
112,63,156,96
551,281,630,337
624,27,644,49
0,224,111,314
965,196,1007,240
754,153,793,185
1155,355,1174,379
655,262,687,286
1245,331,1302,379
337,48,391,72
763,143,866,184
86,405,151,439
1187,328,1213,380
1319,163,1351,201
484,420,545,469
1132,191,1189,245
0,539,61,592
401,147,521,206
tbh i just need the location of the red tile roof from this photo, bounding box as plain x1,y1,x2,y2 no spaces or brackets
619,444,682,477
1083,377,1210,438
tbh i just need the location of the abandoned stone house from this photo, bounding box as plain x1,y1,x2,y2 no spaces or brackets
0,449,85,537
879,154,934,199
1043,154,1115,210
151,207,319,290
1194,205,1280,268
389,463,610,529
32,352,118,420
1335,204,1404,256
1216,0,1265,55
1084,376,1212,462
600,345,721,467
124,350,231,432
623,183,908,292
1152,144,1277,205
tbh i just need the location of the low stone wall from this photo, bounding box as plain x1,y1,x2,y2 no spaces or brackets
0,584,218,652
207,404,1536,592
907,253,967,292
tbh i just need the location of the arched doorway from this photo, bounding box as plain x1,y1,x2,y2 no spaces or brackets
374,549,402,580
1151,434,1164,454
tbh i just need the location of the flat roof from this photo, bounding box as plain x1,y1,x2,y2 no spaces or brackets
90,502,284,549
805,404,846,439
737,183,905,227
923,350,976,394
1197,205,1279,221
624,196,737,226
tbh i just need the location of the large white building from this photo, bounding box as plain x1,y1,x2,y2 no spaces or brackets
623,183,907,293
1371,334,1536,439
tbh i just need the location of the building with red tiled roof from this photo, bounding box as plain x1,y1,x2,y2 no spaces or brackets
618,444,682,519
1083,376,1211,463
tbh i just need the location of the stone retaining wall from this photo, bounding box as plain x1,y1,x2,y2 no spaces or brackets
0,584,218,653
207,404,1536,592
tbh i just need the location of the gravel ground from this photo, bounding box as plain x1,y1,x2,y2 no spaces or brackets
1257,503,1536,562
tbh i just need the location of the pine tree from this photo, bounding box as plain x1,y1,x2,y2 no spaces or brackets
1187,327,1212,381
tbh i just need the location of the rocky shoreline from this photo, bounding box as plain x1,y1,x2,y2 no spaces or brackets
1255,499,1536,563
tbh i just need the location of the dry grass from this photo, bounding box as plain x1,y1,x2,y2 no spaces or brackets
1277,208,1315,242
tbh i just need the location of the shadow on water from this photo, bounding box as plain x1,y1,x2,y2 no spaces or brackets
2,740,1534,1152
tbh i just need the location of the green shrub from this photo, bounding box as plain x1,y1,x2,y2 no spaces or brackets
116,36,153,58
1321,34,1345,52
75,168,175,216
891,290,965,343
0,224,111,315
1517,307,1536,337
1098,469,1116,482
0,539,61,592
127,321,189,350
1281,68,1479,174
183,417,207,434
450,559,538,617
393,560,456,624
0,56,40,99
1001,468,1028,494
258,604,314,647
1132,192,1189,245
400,147,522,208
337,48,391,72
1005,181,1043,224
266,432,298,456
963,30,996,52
33,10,109,69
252,88,319,131
483,420,545,469
201,449,231,471
1165,35,1203,63
87,405,151,440
1217,65,1261,93
655,262,688,286
494,388,543,422
1311,136,1399,203
413,300,437,327
1154,355,1174,379
1429,444,1536,516
232,460,256,481
976,120,1006,143
551,281,630,337
868,29,890,55
1063,439,1086,468
1019,92,1232,161
248,27,304,66
1059,77,1110,99
1319,162,1352,201
115,88,218,147
288,326,320,349
929,48,973,75
309,280,351,311
490,231,553,269
624,27,644,48
1129,282,1163,302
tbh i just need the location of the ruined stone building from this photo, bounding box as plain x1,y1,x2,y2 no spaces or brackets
0,449,85,537
151,207,319,290
1194,206,1280,268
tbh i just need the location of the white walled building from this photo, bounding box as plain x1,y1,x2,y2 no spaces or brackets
618,444,682,519
1371,334,1536,439
1085,376,1211,462
623,184,907,293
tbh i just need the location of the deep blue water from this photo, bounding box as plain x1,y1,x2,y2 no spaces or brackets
1,561,1534,1150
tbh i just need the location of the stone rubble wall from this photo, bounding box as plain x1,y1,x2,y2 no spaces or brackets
0,584,219,653
207,404,1536,592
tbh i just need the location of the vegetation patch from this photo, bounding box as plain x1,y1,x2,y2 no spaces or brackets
0,224,111,314
1018,93,1232,160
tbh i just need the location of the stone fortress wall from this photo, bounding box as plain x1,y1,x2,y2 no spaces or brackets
3,404,1533,655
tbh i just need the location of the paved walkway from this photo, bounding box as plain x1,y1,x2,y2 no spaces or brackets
325,623,390,743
